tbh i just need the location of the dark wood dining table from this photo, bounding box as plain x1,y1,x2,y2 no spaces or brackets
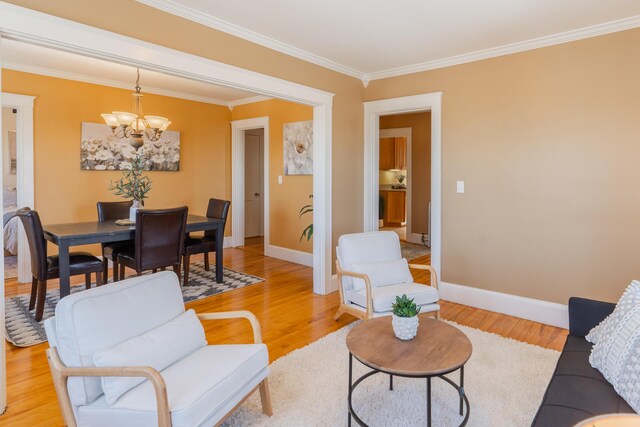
43,214,224,298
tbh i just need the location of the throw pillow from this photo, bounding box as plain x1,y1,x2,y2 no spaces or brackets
589,280,640,412
350,258,413,291
94,309,207,405
585,281,640,344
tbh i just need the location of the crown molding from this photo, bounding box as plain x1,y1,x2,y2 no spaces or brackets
364,14,640,81
227,95,272,110
136,0,363,80
2,60,240,106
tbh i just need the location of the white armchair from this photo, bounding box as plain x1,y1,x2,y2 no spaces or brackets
334,231,440,321
44,271,272,427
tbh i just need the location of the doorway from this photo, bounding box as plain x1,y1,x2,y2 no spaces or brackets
1,93,35,284
244,128,265,243
363,92,442,277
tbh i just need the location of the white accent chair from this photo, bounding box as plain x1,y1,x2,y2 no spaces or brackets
44,271,272,427
334,231,440,321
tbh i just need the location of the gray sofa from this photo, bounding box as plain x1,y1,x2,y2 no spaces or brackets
531,297,636,426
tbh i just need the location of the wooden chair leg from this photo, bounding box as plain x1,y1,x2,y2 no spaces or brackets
136,271,142,277
119,263,125,281
29,276,38,310
35,280,47,322
333,306,346,321
183,254,190,285
204,252,210,271
259,379,273,416
152,269,158,273
96,271,103,287
113,260,119,282
85,274,92,290
102,258,109,283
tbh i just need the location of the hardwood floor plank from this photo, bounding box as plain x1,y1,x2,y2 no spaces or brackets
1,240,566,425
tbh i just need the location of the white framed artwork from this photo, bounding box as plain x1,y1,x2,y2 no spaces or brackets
283,120,313,175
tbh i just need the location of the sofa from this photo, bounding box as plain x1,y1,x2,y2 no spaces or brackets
531,297,636,426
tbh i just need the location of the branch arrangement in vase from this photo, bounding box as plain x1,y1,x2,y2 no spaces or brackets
109,153,152,203
299,194,313,242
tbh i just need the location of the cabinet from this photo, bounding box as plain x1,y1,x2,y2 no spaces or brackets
380,190,406,226
379,137,406,170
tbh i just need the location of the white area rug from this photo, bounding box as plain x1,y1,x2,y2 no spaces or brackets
224,321,559,426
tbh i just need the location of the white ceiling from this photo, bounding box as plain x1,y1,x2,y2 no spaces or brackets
138,0,640,82
1,39,262,107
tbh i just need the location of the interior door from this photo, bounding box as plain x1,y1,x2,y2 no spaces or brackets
244,132,264,238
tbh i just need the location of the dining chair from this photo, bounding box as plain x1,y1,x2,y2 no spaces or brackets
97,201,134,283
16,208,104,321
182,198,230,285
117,206,188,281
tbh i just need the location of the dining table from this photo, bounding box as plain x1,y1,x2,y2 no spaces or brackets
43,214,224,298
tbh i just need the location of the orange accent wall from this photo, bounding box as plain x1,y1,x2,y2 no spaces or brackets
2,69,232,253
231,99,313,254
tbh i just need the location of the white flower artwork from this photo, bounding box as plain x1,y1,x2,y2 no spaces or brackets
283,120,313,175
80,122,180,171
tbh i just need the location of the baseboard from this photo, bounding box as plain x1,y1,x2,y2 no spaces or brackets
264,244,313,267
330,274,340,294
407,233,428,245
440,281,569,329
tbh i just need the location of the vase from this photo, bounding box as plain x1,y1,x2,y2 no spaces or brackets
392,314,419,340
129,200,142,222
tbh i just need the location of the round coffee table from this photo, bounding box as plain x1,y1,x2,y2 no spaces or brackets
346,315,472,427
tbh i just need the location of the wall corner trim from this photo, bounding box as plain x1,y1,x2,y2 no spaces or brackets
440,281,569,329
265,245,313,268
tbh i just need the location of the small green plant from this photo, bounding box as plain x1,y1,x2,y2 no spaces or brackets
391,294,421,318
299,194,313,242
109,153,152,202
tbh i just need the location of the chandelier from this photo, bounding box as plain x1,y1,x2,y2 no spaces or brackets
101,69,171,149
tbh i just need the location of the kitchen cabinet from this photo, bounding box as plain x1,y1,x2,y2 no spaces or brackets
379,137,406,170
380,190,406,226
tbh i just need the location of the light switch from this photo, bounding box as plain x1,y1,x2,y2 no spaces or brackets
278,175,283,184
456,181,465,193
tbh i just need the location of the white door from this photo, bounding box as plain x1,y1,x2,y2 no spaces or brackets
244,131,264,238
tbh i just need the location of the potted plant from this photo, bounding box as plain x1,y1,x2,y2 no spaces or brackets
109,153,152,221
299,194,313,242
391,294,421,340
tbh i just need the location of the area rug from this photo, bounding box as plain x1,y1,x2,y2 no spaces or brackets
224,321,559,426
4,262,264,348
401,241,431,261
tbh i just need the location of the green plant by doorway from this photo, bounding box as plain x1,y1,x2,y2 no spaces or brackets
299,194,313,242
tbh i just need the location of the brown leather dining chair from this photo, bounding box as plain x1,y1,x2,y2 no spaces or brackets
97,201,134,283
16,208,104,321
117,206,188,281
183,198,230,285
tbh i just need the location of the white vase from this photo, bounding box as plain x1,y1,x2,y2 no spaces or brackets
129,200,141,222
392,314,419,340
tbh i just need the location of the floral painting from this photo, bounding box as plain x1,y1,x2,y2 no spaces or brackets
283,120,313,175
80,122,180,171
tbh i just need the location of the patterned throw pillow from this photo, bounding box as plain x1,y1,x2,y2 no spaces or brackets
586,281,640,344
589,280,640,412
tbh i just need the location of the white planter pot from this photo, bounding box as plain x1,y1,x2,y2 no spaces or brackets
392,314,419,340
129,200,142,222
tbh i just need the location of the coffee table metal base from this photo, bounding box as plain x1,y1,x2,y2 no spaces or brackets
348,353,470,427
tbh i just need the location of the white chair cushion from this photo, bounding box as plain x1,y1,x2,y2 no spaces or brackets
337,231,402,290
77,344,269,427
46,272,185,406
94,309,207,405
350,258,413,291
346,282,439,313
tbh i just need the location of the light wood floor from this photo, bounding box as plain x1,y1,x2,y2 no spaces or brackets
1,237,567,425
